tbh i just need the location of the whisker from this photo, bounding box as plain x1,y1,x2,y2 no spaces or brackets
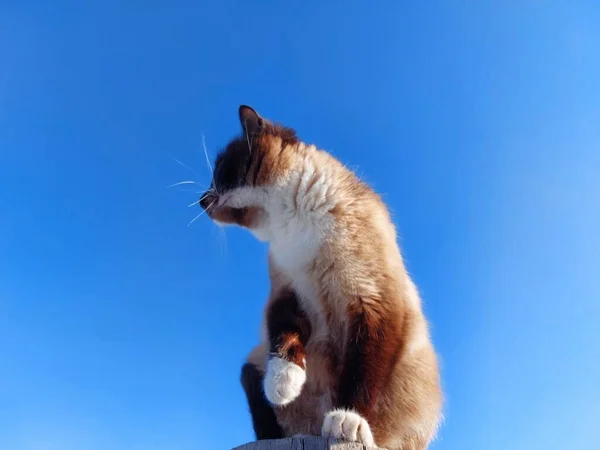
195,187,215,194
187,210,207,227
201,133,214,177
171,156,203,179
193,187,216,199
187,200,215,227
190,189,217,208
173,188,207,195
218,226,228,258
167,180,200,188
201,133,220,196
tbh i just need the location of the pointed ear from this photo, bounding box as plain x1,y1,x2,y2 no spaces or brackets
239,105,264,139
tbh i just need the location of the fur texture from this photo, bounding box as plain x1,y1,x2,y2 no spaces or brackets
200,105,442,450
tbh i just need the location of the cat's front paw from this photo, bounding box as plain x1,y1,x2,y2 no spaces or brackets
263,356,306,406
321,409,375,446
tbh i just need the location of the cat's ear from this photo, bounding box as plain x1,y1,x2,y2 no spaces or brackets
239,105,264,140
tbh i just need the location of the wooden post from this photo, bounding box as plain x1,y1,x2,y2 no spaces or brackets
232,437,384,450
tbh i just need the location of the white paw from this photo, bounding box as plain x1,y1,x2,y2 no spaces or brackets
263,356,306,406
321,409,375,446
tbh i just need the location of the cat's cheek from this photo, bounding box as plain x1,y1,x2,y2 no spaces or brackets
236,206,262,228
210,207,237,225
211,206,263,228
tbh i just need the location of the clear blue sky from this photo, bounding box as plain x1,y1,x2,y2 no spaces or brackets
1,1,599,449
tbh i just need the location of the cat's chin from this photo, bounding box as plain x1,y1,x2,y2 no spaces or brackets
213,219,232,228
212,217,269,241
249,227,270,242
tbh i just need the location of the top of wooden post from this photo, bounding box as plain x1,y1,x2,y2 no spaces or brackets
232,437,384,450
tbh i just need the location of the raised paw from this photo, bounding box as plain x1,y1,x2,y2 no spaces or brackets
321,409,375,446
263,356,306,406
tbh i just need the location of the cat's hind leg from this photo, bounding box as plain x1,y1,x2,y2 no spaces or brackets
241,349,284,440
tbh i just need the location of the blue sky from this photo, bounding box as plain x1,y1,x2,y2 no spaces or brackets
1,1,599,449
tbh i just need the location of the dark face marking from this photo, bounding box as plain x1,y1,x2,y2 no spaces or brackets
212,139,253,193
211,105,264,194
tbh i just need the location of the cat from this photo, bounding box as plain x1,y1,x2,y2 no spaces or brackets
199,106,442,450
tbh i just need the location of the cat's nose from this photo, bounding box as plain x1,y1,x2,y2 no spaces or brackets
199,192,217,210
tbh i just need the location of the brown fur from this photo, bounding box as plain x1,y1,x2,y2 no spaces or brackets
201,106,443,449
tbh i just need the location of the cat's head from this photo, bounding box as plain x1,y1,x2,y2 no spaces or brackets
199,105,305,240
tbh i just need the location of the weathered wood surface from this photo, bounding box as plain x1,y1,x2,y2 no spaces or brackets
232,436,384,450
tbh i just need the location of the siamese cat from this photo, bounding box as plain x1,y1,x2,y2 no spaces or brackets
199,106,442,449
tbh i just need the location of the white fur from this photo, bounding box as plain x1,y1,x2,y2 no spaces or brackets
321,409,375,446
220,157,336,298
220,158,337,331
263,356,306,406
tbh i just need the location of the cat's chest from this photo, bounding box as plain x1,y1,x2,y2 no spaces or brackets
275,258,321,323
270,247,328,336
269,218,321,266
268,214,339,341
269,220,321,295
